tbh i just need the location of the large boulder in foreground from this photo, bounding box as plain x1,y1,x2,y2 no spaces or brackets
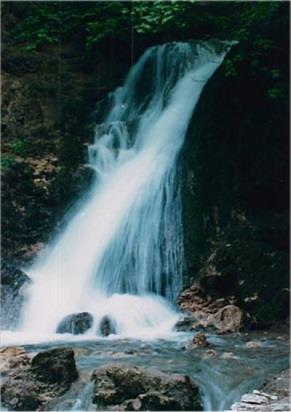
56,312,93,334
91,364,202,411
31,347,78,385
1,347,78,411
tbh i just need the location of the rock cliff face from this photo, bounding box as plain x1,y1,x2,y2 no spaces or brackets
181,32,289,327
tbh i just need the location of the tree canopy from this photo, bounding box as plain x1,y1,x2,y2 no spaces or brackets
3,1,283,50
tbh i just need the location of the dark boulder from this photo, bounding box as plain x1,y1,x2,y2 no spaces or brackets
56,312,93,334
184,332,211,350
1,347,78,411
91,364,202,411
1,260,29,288
31,347,78,385
99,315,116,337
192,331,211,348
0,260,31,329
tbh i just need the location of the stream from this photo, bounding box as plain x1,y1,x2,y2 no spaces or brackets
2,330,288,411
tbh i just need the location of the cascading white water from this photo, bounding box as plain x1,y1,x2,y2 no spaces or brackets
18,41,231,339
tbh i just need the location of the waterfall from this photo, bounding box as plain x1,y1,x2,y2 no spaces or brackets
19,41,231,339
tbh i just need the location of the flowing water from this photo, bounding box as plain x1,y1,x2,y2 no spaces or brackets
2,331,288,411
1,41,289,411
17,40,233,337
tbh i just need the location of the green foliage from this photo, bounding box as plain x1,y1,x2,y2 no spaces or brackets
223,59,237,78
267,87,284,100
5,2,131,51
270,68,281,79
9,3,61,51
220,4,287,109
3,1,283,53
2,139,30,174
8,138,29,156
1,154,15,171
131,1,190,34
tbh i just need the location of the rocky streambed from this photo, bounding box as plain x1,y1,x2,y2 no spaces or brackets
231,368,290,412
0,330,289,411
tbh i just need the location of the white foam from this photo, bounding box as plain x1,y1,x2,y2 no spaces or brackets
14,42,230,340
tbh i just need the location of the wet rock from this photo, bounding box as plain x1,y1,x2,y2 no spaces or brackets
246,340,262,348
178,282,243,333
262,368,290,401
204,304,242,333
1,348,78,411
0,346,27,358
0,346,30,377
231,393,270,411
185,332,211,350
1,261,29,290
0,260,31,329
31,347,78,385
178,293,243,333
175,315,197,332
193,331,211,347
124,349,136,355
91,364,202,411
99,315,116,337
252,390,278,401
231,369,290,412
177,283,206,313
241,393,269,404
211,304,243,333
221,352,239,360
56,312,93,334
202,349,218,359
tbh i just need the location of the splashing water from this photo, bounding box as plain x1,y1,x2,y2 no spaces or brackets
17,41,231,339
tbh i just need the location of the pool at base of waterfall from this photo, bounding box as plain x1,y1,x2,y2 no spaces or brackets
18,293,180,339
0,331,289,411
